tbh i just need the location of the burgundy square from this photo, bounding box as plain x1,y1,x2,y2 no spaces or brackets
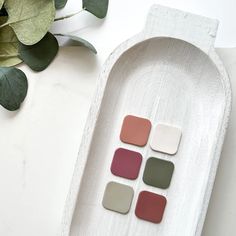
111,148,142,180
135,191,167,223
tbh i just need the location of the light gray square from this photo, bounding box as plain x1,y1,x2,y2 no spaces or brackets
102,181,134,214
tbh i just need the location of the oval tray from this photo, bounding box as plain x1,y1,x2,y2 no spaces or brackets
61,5,232,236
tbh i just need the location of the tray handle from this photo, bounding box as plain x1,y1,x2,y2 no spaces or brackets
144,5,218,53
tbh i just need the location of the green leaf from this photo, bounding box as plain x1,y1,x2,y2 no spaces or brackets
54,0,68,9
55,34,97,54
4,0,56,45
0,17,22,67
0,15,7,25
0,0,4,9
0,7,8,17
83,0,109,18
19,32,59,72
0,67,28,111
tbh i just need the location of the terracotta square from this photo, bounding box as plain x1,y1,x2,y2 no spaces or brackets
111,148,142,180
120,115,151,146
135,191,167,223
102,182,134,214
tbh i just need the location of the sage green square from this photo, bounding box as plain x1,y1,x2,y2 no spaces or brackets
102,181,134,214
143,157,174,189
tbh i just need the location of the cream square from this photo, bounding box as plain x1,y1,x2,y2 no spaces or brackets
150,124,182,155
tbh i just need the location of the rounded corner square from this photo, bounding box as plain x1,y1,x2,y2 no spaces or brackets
102,181,134,214
143,157,174,189
111,148,142,180
151,124,182,154
120,115,152,146
135,191,167,223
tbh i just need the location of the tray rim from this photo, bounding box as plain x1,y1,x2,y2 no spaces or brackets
60,5,232,236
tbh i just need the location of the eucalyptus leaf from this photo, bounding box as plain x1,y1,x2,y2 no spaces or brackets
19,32,59,72
0,67,28,111
55,0,68,9
0,7,8,17
0,0,4,9
56,34,97,54
0,13,7,25
0,17,22,67
4,0,56,45
83,0,109,18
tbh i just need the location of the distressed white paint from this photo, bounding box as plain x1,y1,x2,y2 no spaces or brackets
60,5,231,236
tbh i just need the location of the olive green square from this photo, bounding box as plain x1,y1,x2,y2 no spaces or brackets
143,157,174,189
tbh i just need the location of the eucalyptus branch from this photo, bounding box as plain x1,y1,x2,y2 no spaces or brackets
0,0,109,111
54,9,84,22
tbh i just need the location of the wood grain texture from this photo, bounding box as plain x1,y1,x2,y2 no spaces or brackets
60,5,231,236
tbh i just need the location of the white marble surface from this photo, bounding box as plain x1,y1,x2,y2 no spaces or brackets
0,0,235,236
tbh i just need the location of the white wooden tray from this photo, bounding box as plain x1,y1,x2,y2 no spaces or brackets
60,5,231,236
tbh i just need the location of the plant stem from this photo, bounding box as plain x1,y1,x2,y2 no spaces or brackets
53,33,64,36
0,53,19,58
54,9,84,22
0,22,9,29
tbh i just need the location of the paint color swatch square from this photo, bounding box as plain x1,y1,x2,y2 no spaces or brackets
143,157,174,189
111,148,142,180
135,191,167,223
102,182,134,214
120,115,151,146
150,124,182,155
